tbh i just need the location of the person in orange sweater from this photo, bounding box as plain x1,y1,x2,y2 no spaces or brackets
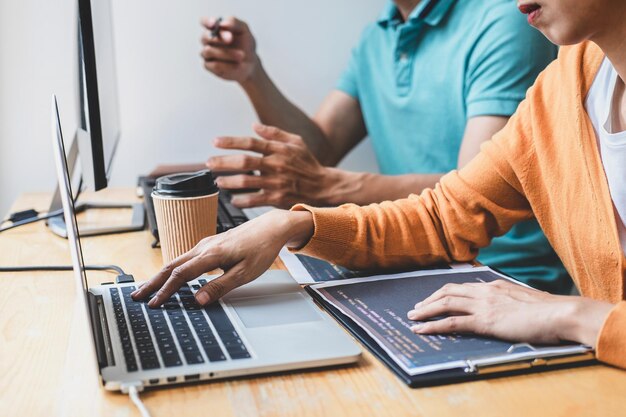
133,0,626,369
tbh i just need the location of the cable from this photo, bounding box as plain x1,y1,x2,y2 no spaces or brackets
75,177,84,202
0,178,83,234
0,208,64,233
0,264,125,275
128,385,153,417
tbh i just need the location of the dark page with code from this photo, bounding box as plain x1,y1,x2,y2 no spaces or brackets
313,269,554,375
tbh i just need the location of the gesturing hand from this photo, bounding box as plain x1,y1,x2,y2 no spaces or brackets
131,210,314,307
200,16,259,83
207,124,336,209
407,279,613,347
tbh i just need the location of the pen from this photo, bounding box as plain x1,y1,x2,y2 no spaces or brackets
211,17,222,39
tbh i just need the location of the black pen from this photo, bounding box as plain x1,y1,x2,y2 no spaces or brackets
211,17,222,39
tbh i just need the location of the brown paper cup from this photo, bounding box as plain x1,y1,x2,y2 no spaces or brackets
152,191,219,264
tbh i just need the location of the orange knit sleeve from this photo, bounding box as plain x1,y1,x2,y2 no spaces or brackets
596,302,626,368
290,107,536,270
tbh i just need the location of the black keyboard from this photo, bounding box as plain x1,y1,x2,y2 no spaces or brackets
138,176,249,247
215,190,248,233
110,283,251,373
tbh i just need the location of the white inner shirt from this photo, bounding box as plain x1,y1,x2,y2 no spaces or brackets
585,58,626,254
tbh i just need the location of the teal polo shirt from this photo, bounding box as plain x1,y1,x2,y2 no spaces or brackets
336,0,570,293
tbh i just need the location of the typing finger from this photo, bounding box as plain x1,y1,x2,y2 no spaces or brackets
147,254,218,308
195,264,248,305
207,154,263,171
131,250,196,300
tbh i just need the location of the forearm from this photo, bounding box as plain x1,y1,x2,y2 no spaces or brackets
240,63,334,162
320,169,444,206
292,142,534,271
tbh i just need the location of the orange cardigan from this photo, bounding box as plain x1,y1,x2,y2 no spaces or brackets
293,42,626,369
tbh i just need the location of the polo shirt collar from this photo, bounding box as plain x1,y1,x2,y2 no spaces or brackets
377,0,455,28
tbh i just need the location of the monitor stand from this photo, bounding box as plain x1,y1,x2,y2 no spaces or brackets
46,129,145,238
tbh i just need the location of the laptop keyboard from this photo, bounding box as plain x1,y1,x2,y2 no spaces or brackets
110,281,251,373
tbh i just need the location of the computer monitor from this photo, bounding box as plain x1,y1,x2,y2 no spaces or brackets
47,0,143,237
77,0,120,191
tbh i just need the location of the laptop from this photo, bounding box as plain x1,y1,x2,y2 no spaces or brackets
51,95,361,391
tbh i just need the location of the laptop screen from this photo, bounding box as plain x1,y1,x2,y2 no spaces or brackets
50,95,100,362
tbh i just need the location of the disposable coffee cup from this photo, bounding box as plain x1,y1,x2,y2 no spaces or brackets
152,170,219,264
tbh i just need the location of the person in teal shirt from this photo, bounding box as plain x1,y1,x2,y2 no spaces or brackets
198,0,570,293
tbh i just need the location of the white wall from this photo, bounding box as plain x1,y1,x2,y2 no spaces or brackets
0,0,380,217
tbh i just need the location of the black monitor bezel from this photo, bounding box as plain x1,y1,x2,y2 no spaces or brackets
77,0,108,191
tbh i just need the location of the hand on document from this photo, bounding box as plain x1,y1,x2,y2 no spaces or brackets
406,279,613,348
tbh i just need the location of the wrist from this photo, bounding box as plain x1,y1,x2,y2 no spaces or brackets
264,209,314,250
557,297,613,347
284,210,314,250
319,168,368,206
239,55,265,91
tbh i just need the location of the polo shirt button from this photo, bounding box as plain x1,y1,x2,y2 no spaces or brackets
399,52,408,62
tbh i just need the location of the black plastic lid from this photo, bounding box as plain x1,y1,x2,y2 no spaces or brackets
153,170,218,198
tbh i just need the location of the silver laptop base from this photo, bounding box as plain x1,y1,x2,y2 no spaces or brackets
47,202,145,238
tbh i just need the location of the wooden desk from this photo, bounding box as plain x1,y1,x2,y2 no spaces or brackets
1,188,625,417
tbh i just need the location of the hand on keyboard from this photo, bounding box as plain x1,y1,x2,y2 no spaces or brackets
131,209,314,307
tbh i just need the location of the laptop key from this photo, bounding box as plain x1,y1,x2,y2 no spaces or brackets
218,330,241,341
229,350,252,360
223,338,245,348
204,302,235,332
142,360,160,370
185,352,205,365
226,342,249,353
163,354,182,367
205,347,227,362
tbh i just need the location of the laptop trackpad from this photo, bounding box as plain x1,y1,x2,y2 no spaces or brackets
230,293,322,328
